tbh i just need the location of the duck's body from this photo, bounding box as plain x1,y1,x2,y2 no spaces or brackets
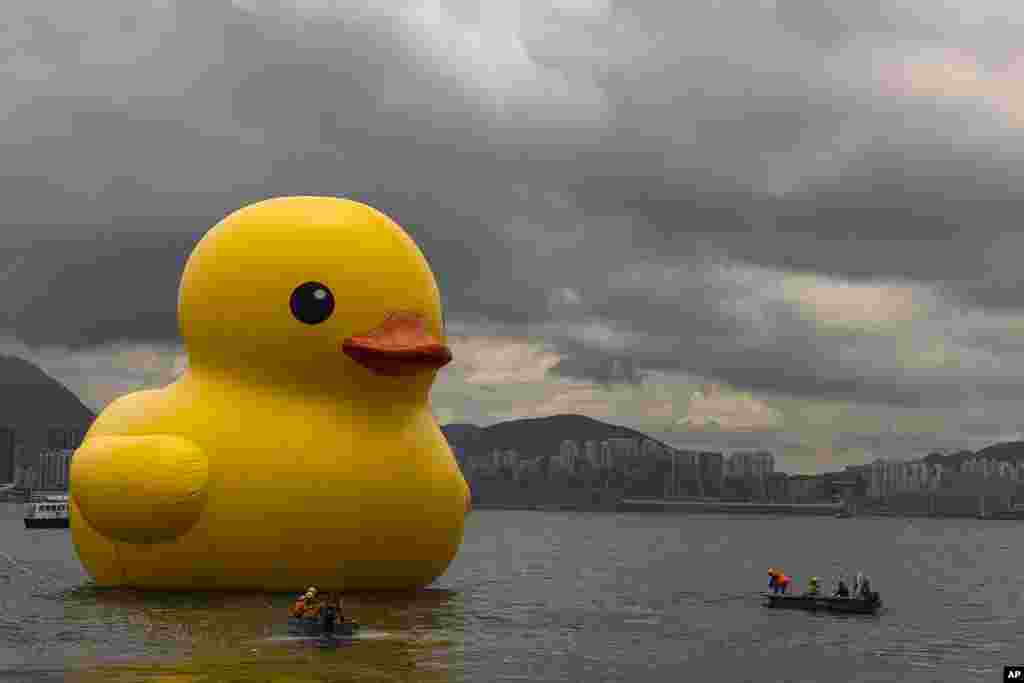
71,197,469,591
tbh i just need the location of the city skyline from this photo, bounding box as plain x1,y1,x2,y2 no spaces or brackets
459,433,1024,516
7,3,1024,473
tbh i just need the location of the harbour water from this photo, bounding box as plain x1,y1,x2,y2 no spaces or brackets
1,504,1021,681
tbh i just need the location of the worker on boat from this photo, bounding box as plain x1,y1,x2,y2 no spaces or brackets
334,595,347,623
302,590,322,619
321,592,338,633
860,575,873,600
806,576,819,596
833,578,850,598
290,591,312,618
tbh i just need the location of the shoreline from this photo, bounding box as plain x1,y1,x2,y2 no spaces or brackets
471,502,1024,520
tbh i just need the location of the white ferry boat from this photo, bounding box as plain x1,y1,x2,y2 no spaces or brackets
24,494,70,529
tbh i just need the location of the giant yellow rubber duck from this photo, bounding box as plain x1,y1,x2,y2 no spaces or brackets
70,196,471,591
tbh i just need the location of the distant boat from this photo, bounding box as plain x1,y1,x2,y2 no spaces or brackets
763,593,882,615
24,494,69,529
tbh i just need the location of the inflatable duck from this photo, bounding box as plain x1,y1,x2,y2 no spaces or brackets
70,196,471,591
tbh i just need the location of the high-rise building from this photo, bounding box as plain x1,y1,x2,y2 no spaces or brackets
698,452,724,497
555,440,580,474
38,449,73,490
671,450,699,497
0,427,13,483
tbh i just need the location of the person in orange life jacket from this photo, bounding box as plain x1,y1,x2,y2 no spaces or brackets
289,592,311,618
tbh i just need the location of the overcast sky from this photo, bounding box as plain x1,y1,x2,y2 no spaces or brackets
5,0,1024,472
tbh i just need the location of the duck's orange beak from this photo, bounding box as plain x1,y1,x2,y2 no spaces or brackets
342,312,453,377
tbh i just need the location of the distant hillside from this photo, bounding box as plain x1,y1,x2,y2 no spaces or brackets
0,355,95,464
440,423,484,446
973,441,1024,462
442,414,675,463
921,449,974,469
909,443,1024,471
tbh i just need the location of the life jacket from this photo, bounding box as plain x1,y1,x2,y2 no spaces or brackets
290,600,307,618
778,574,790,585
302,601,321,619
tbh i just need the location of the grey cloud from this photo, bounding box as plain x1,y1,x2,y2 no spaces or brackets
6,0,1024,419
549,344,642,386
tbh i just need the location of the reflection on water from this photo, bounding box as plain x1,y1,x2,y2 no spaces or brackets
62,587,464,683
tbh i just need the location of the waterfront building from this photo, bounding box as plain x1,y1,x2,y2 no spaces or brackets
639,439,672,495
13,464,38,489
908,462,919,493
764,472,787,501
982,458,995,479
607,438,638,466
909,462,925,492
998,460,1014,480
867,459,888,499
672,450,700,497
38,449,73,490
0,427,13,484
727,451,775,488
698,452,724,497
502,450,520,470
554,440,580,474
786,475,824,503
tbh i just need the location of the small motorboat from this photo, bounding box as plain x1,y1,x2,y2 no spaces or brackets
763,592,882,614
288,616,360,637
24,495,70,529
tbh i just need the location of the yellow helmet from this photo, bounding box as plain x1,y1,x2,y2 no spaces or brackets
307,587,317,594
810,577,818,583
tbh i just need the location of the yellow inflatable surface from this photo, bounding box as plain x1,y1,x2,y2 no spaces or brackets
70,196,471,591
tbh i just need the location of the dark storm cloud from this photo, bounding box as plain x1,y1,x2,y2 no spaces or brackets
0,227,200,347
4,0,1024,409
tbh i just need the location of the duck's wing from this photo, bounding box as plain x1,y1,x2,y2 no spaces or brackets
70,434,208,544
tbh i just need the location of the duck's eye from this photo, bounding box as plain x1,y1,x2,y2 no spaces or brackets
290,281,335,325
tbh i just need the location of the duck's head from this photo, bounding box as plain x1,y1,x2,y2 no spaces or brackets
178,196,451,398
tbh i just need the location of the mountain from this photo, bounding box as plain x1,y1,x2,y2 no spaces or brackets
0,355,96,466
441,414,675,463
973,441,1024,462
921,449,975,469
440,423,484,446
921,443,1024,471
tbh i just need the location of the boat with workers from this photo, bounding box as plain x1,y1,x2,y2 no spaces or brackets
287,587,360,637
762,592,882,614
763,569,882,614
